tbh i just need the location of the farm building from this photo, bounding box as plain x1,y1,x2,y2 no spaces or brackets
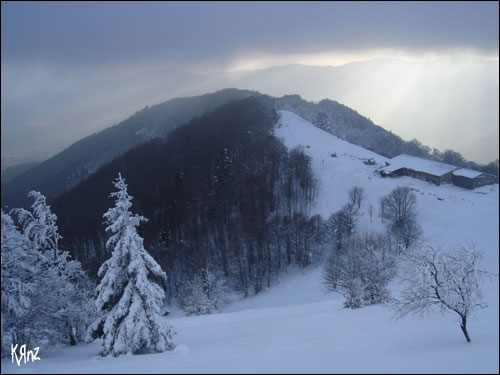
380,154,497,189
452,168,498,189
380,154,456,186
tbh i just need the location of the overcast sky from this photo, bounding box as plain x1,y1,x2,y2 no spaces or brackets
2,1,499,167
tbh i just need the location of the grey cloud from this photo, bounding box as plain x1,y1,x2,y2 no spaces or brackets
2,2,498,67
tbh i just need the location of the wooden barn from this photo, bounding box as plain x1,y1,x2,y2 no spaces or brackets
452,168,498,190
380,154,456,186
381,154,497,189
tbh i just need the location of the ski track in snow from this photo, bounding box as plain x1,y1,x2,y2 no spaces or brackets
2,111,497,374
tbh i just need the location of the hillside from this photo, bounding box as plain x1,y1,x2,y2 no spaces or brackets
51,96,294,279
0,89,398,210
3,112,498,373
2,110,497,374
274,110,499,265
4,88,496,212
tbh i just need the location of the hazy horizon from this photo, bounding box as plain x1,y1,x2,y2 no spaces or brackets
2,1,498,168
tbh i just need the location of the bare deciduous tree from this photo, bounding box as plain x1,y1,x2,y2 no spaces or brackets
382,186,416,227
326,202,360,251
381,186,421,249
393,243,487,343
349,186,364,209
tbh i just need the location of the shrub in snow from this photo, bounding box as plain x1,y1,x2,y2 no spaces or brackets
323,233,397,309
393,243,488,342
88,174,174,356
178,268,230,316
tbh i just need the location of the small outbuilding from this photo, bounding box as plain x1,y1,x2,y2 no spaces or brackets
452,168,497,190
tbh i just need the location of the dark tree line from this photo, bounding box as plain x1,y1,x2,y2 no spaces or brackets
53,97,321,300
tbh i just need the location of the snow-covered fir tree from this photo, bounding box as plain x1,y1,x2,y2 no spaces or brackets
10,191,95,348
1,209,41,355
88,173,174,356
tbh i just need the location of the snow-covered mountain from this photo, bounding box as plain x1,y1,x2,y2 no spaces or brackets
4,88,496,213
3,110,497,374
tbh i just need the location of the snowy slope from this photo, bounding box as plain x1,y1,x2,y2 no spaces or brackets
275,110,499,272
2,111,498,374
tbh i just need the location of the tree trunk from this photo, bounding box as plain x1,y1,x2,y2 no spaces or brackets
267,243,271,288
460,315,471,343
67,321,77,345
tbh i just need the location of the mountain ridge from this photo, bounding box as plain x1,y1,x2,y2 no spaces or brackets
1,89,260,208
2,88,497,210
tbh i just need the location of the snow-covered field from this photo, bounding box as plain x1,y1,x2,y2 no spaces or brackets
2,111,498,374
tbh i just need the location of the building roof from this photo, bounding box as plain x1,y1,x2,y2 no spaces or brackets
452,168,484,178
381,154,457,177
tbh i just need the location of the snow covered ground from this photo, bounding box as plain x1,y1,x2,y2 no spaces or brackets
2,111,498,373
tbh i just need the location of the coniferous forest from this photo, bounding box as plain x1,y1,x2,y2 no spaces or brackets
52,96,321,300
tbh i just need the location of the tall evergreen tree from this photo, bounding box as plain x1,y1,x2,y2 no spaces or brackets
11,191,94,347
89,174,174,356
1,209,41,355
